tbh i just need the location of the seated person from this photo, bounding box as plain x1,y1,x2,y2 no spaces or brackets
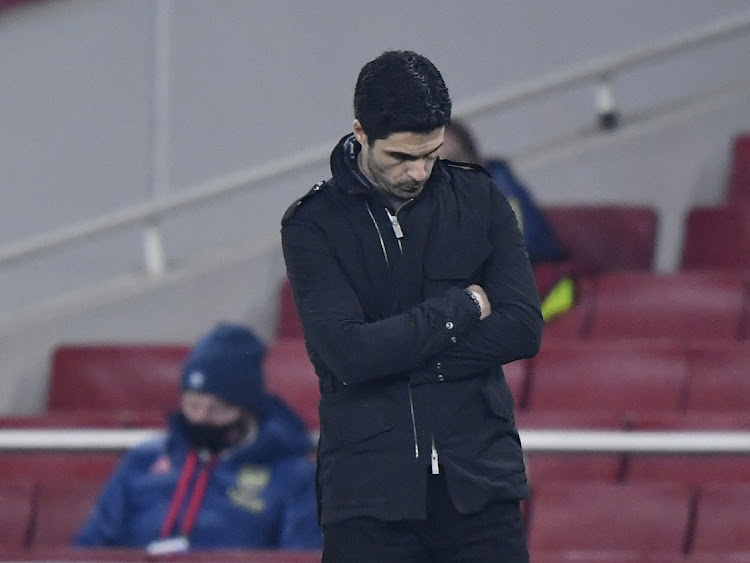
441,119,573,320
74,323,322,553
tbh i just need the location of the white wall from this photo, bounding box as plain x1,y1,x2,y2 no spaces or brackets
1,0,749,413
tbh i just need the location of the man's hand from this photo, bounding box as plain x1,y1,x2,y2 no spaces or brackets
466,284,492,320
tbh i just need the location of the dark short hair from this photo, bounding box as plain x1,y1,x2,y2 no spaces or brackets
354,50,452,141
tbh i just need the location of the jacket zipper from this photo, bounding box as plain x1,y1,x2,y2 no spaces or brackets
391,203,439,472
366,201,421,460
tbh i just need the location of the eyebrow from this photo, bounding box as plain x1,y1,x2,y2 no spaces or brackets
386,142,444,161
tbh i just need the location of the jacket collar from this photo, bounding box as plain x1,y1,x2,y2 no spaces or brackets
329,132,450,198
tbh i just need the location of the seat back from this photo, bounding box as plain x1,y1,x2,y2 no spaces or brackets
0,481,35,548
49,344,189,411
263,339,320,431
541,275,595,338
277,278,304,339
728,132,750,205
527,482,692,553
691,483,750,554
0,452,122,486
680,206,750,270
32,481,102,547
542,205,658,275
0,410,165,428
684,340,750,413
502,359,529,410
588,271,745,340
528,339,688,415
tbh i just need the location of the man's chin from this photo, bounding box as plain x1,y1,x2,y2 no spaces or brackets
395,184,424,197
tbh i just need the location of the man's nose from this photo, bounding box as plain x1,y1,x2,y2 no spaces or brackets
191,405,211,423
407,160,429,182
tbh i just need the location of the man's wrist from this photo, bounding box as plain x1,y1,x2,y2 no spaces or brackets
465,289,483,319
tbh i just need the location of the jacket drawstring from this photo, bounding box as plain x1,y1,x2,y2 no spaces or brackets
159,450,219,539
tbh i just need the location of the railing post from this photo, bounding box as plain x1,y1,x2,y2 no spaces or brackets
143,224,166,277
143,0,172,279
595,76,620,130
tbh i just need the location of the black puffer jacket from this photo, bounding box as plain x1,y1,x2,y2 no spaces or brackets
281,134,543,525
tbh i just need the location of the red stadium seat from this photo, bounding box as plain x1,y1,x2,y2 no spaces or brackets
277,278,304,339
0,481,35,549
542,275,595,338
516,410,626,483
527,482,692,554
542,205,658,275
680,206,750,270
684,340,750,412
0,410,165,429
49,344,189,411
691,483,750,554
527,339,688,415
32,482,102,547
0,452,122,486
263,339,320,431
503,359,529,410
727,132,750,205
624,412,750,485
588,271,745,340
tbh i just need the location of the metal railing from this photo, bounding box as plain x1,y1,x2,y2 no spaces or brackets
2,428,750,454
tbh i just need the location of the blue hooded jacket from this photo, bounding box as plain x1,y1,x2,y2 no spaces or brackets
486,158,566,264
74,396,321,550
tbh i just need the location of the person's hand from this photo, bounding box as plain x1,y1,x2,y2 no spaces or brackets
466,284,492,320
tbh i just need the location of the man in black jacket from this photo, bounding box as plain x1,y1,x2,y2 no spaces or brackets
281,50,543,562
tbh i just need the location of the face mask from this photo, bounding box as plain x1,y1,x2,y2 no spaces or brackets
179,413,247,453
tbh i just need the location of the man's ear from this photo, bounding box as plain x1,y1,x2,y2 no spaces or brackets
353,119,367,146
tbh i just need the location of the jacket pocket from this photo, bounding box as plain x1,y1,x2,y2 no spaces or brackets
481,375,516,423
320,391,394,444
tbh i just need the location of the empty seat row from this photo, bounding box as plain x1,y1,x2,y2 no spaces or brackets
507,338,750,415
544,270,749,339
2,478,749,559
527,481,750,559
0,479,318,560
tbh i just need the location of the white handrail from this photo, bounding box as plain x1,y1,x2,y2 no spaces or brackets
0,143,331,267
454,10,750,117
1,11,749,269
2,429,750,454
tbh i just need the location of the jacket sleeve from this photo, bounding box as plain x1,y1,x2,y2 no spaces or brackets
427,183,543,378
277,459,323,549
281,207,480,386
73,459,130,547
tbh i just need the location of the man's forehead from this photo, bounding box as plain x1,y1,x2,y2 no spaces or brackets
376,128,445,156
182,389,231,406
